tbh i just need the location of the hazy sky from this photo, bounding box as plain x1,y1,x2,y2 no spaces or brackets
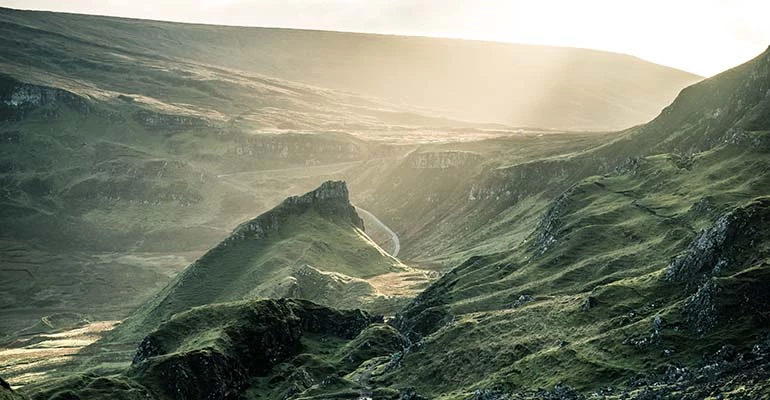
2,0,769,76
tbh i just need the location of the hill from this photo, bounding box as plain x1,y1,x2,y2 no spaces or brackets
380,47,770,398
21,298,411,400
0,7,701,130
0,6,701,338
106,181,423,344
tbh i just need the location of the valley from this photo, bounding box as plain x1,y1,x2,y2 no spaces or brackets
0,5,769,400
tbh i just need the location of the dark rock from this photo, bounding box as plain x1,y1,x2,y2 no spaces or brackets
471,388,509,400
682,279,719,335
533,189,574,256
131,298,373,400
665,198,770,283
581,296,598,311
400,387,429,400
614,156,644,176
512,294,535,308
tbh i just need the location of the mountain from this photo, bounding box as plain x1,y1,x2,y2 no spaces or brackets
351,47,770,268
381,47,770,397
0,6,701,338
0,13,415,338
2,6,768,400
105,181,424,344
11,47,769,399
0,7,701,130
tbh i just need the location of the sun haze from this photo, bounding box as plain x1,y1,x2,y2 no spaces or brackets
1,0,768,76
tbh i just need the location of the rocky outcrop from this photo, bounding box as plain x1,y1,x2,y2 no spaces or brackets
229,180,362,242
664,198,770,335
131,298,373,400
337,324,408,368
532,186,579,256
665,197,770,283
0,75,90,120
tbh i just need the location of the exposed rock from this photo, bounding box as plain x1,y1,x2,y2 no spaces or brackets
669,152,696,170
0,75,90,120
533,187,576,256
400,387,429,400
231,134,365,164
337,324,408,368
229,180,362,242
471,388,510,400
665,198,770,282
613,156,644,176
512,294,535,308
682,280,719,335
130,298,373,400
581,296,597,311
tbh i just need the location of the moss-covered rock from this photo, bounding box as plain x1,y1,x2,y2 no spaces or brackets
129,299,373,400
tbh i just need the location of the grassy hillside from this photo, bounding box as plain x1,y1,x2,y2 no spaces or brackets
0,7,701,130
106,181,419,345
0,15,414,337
3,6,769,400
349,47,770,270
0,6,701,338
21,299,404,400
373,49,770,398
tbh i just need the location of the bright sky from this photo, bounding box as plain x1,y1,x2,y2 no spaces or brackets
2,0,769,77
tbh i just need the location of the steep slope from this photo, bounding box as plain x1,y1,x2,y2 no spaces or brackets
352,47,770,269
107,181,416,344
0,7,701,130
367,48,770,398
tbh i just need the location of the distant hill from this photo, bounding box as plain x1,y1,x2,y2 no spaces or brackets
0,7,701,130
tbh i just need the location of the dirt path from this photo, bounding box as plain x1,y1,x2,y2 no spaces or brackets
354,206,400,257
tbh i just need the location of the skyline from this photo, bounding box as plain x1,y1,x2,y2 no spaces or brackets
1,0,769,76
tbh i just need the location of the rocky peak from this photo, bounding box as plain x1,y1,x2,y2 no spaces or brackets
286,180,351,204
229,180,362,242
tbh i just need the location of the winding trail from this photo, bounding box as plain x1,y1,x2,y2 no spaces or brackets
354,206,400,257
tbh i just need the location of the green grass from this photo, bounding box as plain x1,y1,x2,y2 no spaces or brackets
385,131,770,397
104,182,407,345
